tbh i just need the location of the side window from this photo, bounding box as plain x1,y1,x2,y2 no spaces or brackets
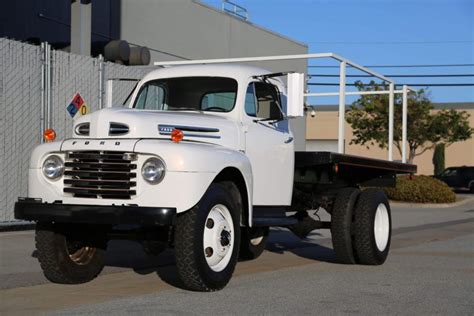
244,83,257,117
254,82,283,120
135,82,166,110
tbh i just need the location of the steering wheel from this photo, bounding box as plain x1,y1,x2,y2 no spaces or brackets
203,107,226,112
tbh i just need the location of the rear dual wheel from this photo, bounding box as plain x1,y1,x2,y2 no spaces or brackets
331,188,391,265
353,189,391,265
331,188,360,264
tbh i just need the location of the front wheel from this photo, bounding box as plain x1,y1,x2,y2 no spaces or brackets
174,182,241,291
35,222,106,284
353,189,392,265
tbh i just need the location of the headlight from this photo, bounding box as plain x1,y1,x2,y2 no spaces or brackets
42,155,64,180
141,157,166,184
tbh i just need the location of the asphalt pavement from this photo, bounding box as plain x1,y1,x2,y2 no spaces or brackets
0,195,473,315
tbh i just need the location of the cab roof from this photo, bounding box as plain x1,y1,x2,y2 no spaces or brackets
142,64,273,82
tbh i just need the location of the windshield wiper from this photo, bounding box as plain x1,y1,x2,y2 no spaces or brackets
253,118,274,123
253,117,286,125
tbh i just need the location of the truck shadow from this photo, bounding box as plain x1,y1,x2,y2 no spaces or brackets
104,240,185,289
102,229,337,290
265,229,337,263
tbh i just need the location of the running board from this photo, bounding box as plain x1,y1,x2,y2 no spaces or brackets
252,217,298,227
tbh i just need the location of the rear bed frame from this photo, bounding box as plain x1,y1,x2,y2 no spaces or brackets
295,151,417,188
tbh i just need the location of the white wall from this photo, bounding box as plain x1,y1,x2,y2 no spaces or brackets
306,140,339,152
120,0,308,150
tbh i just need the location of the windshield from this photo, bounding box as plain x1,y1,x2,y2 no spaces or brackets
133,77,238,112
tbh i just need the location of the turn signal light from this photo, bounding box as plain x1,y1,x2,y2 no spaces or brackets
43,128,56,142
171,129,184,143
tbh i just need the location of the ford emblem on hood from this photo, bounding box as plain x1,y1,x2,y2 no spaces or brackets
158,124,220,139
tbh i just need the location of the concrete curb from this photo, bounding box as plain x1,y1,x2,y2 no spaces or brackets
390,195,474,209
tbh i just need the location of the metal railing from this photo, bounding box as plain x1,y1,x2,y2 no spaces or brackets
221,0,249,21
154,53,416,163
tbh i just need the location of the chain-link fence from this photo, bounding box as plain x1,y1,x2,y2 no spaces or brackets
0,38,153,223
104,63,151,107
0,39,43,222
50,50,102,139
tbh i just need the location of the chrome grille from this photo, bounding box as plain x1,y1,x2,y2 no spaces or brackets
63,151,137,199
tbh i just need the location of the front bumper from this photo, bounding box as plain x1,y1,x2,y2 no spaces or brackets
14,198,176,226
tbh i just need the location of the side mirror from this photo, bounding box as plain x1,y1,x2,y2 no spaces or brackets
286,73,305,117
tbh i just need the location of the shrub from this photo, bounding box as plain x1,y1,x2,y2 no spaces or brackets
384,175,456,203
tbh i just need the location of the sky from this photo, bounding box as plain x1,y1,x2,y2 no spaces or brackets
203,0,474,103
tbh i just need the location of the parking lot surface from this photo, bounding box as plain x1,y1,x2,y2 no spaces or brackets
1,196,473,315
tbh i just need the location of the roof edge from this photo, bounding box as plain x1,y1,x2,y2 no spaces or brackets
193,1,308,49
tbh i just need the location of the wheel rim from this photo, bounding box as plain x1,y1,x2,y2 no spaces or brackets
374,203,390,252
203,204,234,272
69,246,97,265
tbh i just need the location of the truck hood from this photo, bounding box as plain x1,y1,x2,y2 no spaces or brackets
73,108,241,148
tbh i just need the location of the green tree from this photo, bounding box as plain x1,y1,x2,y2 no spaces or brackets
346,81,473,164
432,143,445,175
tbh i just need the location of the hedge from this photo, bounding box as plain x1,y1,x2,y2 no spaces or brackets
384,175,456,203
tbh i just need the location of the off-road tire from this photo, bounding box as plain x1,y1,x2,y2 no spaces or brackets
239,227,269,260
331,187,360,264
353,189,391,265
35,222,106,284
174,182,241,291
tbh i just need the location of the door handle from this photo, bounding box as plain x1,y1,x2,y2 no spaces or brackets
284,137,294,144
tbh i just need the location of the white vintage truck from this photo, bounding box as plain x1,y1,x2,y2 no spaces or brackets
15,54,416,291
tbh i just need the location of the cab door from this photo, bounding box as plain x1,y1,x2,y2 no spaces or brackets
243,80,294,206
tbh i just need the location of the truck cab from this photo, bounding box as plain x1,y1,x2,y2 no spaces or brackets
123,64,295,207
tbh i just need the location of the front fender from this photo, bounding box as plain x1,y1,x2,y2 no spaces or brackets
134,140,253,219
134,140,250,173
29,141,63,169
